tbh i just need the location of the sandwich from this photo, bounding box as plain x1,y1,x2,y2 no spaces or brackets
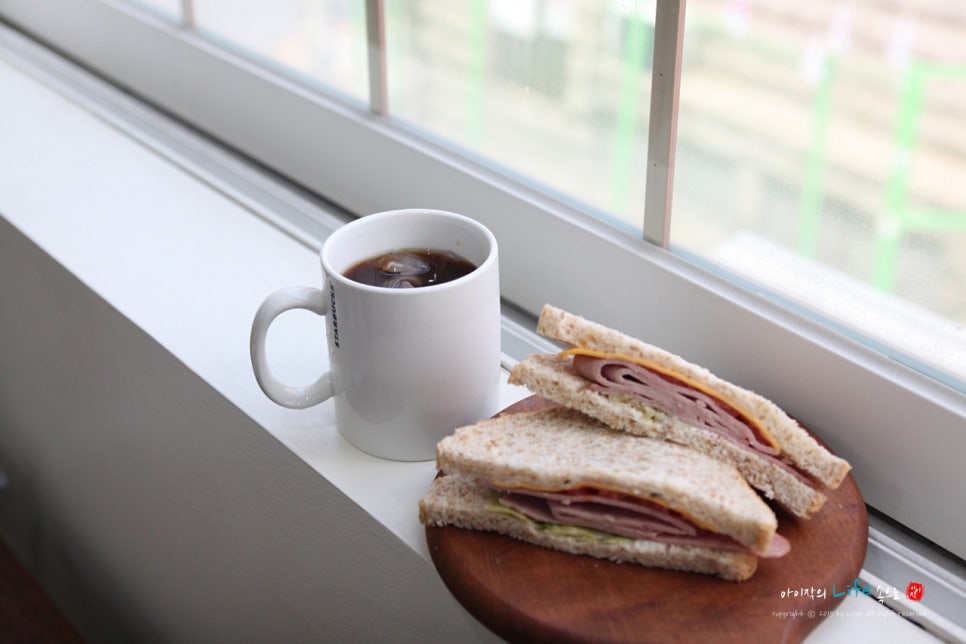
419,406,789,582
507,304,852,519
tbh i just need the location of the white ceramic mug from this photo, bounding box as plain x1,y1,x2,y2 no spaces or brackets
250,209,501,461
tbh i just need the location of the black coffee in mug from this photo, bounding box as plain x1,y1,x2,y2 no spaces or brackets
343,248,477,289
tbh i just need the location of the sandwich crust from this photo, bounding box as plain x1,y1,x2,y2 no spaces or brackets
435,406,777,554
531,304,851,488
420,473,759,582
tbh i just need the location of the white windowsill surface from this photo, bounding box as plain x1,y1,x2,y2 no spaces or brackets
0,38,948,643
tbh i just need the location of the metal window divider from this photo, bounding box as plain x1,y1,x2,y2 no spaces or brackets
179,0,194,29
643,0,686,248
366,0,389,117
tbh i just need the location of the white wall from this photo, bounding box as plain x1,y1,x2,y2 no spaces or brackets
0,218,489,643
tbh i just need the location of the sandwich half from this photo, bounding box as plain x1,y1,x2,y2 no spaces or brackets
419,406,789,582
508,304,852,519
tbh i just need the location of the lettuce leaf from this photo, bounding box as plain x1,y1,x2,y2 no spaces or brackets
485,497,630,544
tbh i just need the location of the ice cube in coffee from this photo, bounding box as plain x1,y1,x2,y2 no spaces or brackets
343,248,476,288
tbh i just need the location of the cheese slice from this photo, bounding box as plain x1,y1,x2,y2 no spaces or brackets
558,347,781,454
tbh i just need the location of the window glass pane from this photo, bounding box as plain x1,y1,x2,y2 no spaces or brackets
384,0,656,233
673,0,966,385
192,0,368,104
125,0,183,20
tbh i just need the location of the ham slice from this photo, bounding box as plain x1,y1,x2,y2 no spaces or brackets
572,354,780,457
493,485,788,558
570,354,821,491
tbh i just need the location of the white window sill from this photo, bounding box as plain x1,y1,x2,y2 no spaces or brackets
0,31,955,643
0,45,530,566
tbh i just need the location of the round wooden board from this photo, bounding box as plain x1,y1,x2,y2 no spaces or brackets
425,396,868,644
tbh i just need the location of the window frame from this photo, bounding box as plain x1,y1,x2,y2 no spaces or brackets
1,0,963,559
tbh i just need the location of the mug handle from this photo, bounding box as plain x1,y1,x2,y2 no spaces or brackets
250,286,334,409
